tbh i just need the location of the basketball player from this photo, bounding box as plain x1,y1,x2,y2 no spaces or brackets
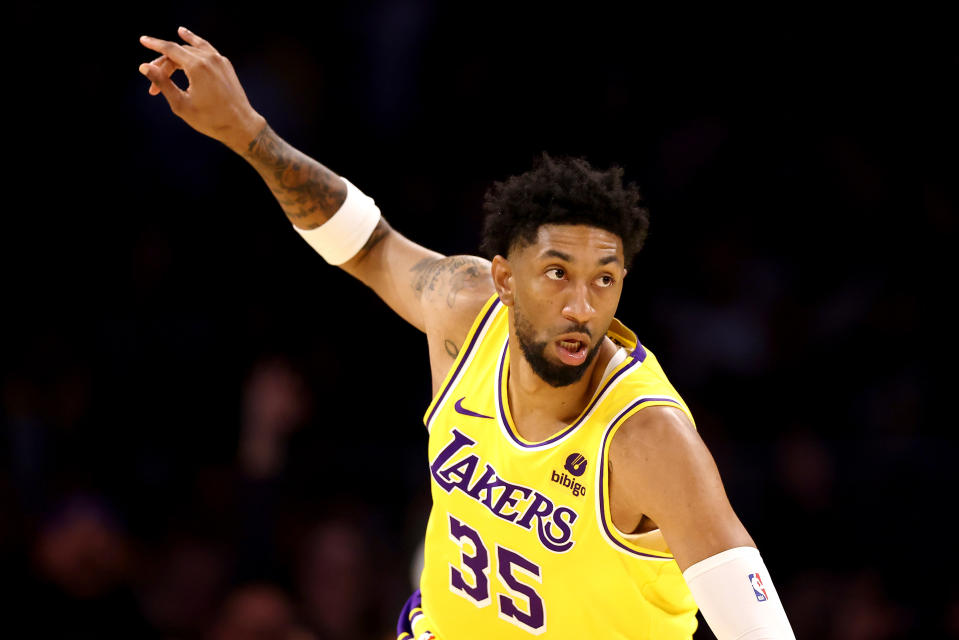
139,28,796,640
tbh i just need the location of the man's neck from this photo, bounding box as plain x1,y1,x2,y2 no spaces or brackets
505,333,617,442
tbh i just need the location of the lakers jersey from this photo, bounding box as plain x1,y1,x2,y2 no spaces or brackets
413,295,699,639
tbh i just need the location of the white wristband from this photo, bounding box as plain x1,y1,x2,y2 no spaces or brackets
683,546,795,640
292,177,382,265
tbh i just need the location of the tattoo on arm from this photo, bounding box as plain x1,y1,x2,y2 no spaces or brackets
444,339,459,358
446,261,486,308
244,125,346,227
410,256,489,307
350,218,391,263
410,257,442,295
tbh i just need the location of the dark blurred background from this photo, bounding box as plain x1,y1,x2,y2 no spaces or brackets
3,3,957,639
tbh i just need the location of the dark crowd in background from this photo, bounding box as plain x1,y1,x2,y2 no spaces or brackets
3,3,957,639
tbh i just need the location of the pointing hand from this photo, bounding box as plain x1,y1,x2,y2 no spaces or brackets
139,27,266,152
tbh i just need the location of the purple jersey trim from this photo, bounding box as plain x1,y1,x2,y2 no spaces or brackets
597,396,683,559
496,341,642,449
425,298,501,428
395,589,422,638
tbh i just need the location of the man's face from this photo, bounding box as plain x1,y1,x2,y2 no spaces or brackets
503,224,626,387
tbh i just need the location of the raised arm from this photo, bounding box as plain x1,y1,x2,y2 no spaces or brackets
236,123,492,345
138,28,494,386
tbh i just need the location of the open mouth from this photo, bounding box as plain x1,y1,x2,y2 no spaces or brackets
556,339,588,365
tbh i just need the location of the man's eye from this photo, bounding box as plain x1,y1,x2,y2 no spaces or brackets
596,275,614,287
546,268,565,280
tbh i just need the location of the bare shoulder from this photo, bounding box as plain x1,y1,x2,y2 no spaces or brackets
410,255,495,316
611,405,702,465
410,255,496,388
610,405,752,570
610,405,713,510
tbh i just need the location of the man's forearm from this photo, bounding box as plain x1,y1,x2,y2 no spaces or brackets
240,124,347,230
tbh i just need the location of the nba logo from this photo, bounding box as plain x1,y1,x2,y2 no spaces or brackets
748,573,768,602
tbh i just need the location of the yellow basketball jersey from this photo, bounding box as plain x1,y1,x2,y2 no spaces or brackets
415,295,699,639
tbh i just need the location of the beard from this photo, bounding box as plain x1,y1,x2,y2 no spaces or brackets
514,307,604,388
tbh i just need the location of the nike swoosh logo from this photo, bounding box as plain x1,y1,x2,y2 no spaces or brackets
454,397,494,420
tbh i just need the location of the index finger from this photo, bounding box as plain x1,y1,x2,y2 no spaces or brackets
139,35,197,67
177,26,218,54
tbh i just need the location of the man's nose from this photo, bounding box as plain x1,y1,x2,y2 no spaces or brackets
562,283,595,324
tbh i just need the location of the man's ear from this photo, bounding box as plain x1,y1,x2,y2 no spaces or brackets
491,255,514,307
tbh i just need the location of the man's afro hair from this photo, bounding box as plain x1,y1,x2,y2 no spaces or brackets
479,153,650,268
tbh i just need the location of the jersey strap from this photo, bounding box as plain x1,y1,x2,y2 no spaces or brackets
594,395,691,559
423,294,501,430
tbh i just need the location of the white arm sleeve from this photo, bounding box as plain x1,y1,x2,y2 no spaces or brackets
682,546,796,640
293,178,381,265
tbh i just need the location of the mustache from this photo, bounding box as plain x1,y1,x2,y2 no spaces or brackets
559,324,592,339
